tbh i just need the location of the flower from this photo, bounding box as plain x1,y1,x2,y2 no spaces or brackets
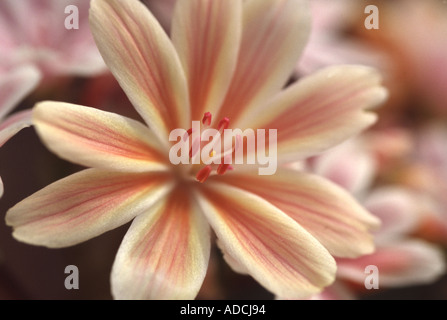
296,0,388,75
306,139,445,299
0,64,41,197
0,0,106,80
6,0,387,299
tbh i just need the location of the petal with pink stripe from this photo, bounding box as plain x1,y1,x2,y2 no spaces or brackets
111,187,210,300
196,182,336,298
89,0,190,144
33,101,168,172
217,169,379,258
236,65,388,163
6,169,173,248
215,0,310,123
171,0,241,120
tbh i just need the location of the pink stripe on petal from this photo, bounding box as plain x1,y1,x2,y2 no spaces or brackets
33,101,168,172
89,0,190,144
215,0,310,124
112,187,210,300
196,182,336,299
237,65,387,163
171,0,241,121
218,169,379,258
6,169,173,248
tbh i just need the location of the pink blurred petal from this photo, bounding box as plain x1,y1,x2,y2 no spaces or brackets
364,187,420,241
0,65,40,119
0,0,106,77
297,0,388,75
337,240,445,287
309,281,355,300
311,139,376,195
0,110,32,147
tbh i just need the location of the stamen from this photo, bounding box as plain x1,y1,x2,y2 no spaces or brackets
202,112,212,126
217,163,230,175
217,155,232,175
196,165,212,183
218,117,230,131
183,128,193,141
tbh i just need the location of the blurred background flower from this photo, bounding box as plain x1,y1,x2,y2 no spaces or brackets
0,0,106,82
0,0,447,300
303,138,446,299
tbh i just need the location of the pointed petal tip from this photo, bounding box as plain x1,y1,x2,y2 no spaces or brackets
196,182,337,298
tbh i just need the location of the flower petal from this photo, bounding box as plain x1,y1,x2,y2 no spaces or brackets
0,176,3,198
0,65,40,119
310,138,377,196
0,0,106,77
196,182,336,298
364,187,420,242
216,169,379,258
171,0,241,120
215,0,311,123
309,282,355,300
237,65,388,163
33,101,168,172
0,110,32,147
6,169,173,248
111,187,210,300
337,240,446,287
89,0,190,144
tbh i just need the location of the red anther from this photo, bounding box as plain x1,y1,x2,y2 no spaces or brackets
196,165,212,183
218,117,230,131
202,112,212,126
217,163,231,175
183,128,193,141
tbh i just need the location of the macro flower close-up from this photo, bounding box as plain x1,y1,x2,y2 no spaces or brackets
1,0,446,304
3,0,388,300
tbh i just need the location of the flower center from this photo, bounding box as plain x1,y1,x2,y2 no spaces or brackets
183,112,240,183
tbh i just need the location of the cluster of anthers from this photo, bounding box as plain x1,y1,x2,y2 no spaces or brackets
182,112,242,183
